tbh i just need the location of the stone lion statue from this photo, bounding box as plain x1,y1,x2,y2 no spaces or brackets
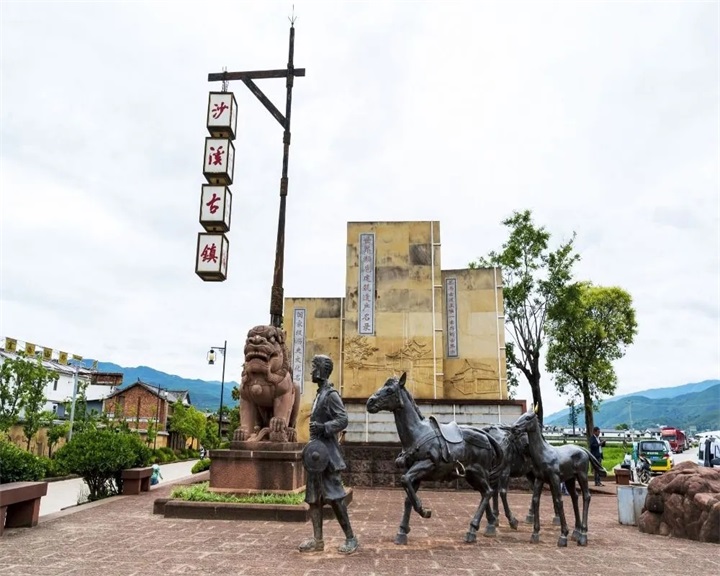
235,325,301,443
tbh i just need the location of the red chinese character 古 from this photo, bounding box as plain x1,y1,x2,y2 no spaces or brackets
208,145,225,166
206,192,221,214
211,101,229,119
201,243,218,263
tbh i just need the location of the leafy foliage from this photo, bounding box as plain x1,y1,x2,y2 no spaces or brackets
0,353,58,438
170,481,304,505
191,458,211,474
47,421,71,457
470,210,579,423
0,439,46,483
54,429,151,501
169,401,207,449
546,282,638,442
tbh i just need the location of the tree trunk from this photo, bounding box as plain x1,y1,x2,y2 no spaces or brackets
583,387,594,446
528,369,544,426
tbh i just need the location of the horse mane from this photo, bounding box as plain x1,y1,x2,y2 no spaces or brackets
399,380,425,421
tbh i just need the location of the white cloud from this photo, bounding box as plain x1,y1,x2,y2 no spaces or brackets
1,1,717,415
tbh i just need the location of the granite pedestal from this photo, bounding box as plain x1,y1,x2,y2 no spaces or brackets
209,441,306,494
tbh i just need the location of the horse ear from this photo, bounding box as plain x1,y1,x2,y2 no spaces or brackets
399,372,407,388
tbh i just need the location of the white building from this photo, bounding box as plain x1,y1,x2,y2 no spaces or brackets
0,349,120,418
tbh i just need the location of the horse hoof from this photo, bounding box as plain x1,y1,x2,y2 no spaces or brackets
557,536,568,547
421,509,432,519
571,529,581,541
394,533,408,545
577,534,588,546
530,534,540,544
464,532,477,544
525,514,534,524
483,525,497,538
509,518,519,531
552,515,561,526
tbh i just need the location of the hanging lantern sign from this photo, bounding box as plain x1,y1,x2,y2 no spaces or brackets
196,232,230,281
203,137,235,185
199,185,232,233
207,92,238,140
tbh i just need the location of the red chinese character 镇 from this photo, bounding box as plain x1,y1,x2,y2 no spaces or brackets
211,101,229,119
201,243,218,263
206,192,221,214
208,145,225,166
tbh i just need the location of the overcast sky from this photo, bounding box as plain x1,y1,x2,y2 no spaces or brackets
1,1,718,415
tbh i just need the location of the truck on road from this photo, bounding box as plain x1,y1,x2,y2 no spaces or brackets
661,427,686,453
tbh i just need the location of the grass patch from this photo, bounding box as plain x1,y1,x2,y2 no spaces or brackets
549,441,627,475
170,482,305,505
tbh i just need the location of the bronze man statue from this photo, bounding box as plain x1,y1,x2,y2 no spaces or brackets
299,355,358,555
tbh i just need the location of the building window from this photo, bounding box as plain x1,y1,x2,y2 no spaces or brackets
53,380,58,391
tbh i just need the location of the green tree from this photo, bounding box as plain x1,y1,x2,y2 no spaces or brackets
169,402,207,449
204,417,220,449
470,210,579,424
0,354,58,446
1,353,57,436
47,421,70,457
567,399,581,435
615,423,629,431
546,282,638,445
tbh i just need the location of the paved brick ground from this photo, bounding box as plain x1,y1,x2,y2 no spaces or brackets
1,480,717,576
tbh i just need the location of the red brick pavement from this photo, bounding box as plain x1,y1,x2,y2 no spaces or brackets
0,481,717,576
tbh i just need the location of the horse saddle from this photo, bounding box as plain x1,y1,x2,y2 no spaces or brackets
429,416,464,444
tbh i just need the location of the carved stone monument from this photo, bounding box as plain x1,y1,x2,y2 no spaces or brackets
209,326,305,495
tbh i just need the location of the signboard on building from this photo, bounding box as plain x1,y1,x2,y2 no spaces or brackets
292,308,306,392
445,277,459,357
358,233,375,335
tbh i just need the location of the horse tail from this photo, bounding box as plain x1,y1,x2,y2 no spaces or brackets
585,448,608,478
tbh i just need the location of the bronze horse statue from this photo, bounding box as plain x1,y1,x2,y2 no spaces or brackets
481,424,535,530
513,408,607,546
366,373,505,544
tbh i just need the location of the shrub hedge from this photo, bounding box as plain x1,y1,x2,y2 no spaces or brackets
0,440,46,484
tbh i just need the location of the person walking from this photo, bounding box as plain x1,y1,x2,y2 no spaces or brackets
589,426,606,486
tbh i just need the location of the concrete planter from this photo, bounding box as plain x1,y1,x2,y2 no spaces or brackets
154,488,353,522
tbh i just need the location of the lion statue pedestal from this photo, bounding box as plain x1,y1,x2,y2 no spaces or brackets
209,325,306,495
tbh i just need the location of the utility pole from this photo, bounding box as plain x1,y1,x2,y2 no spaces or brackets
207,19,304,328
68,361,79,441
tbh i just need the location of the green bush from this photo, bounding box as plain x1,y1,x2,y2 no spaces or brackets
191,458,211,474
0,440,46,484
219,441,230,449
37,456,67,478
55,429,152,501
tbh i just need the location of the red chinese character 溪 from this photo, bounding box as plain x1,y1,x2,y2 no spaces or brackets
211,101,229,119
201,243,218,263
208,145,225,166
206,192,221,214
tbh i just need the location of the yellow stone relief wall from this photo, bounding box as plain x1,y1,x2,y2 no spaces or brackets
441,268,508,400
284,297,343,443
342,221,444,400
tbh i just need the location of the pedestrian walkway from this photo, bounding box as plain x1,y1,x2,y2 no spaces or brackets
1,478,717,576
39,460,199,516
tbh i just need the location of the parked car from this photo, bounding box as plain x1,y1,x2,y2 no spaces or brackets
635,440,673,473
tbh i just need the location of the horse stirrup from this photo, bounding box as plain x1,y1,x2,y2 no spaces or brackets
454,461,466,477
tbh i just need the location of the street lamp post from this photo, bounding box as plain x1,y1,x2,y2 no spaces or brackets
207,340,227,440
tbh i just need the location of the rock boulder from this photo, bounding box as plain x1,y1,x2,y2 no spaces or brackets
638,461,720,543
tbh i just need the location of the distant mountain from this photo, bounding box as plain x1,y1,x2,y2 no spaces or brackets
88,360,238,412
545,380,720,431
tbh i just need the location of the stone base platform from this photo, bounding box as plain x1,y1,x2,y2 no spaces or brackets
209,442,306,493
154,489,354,522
